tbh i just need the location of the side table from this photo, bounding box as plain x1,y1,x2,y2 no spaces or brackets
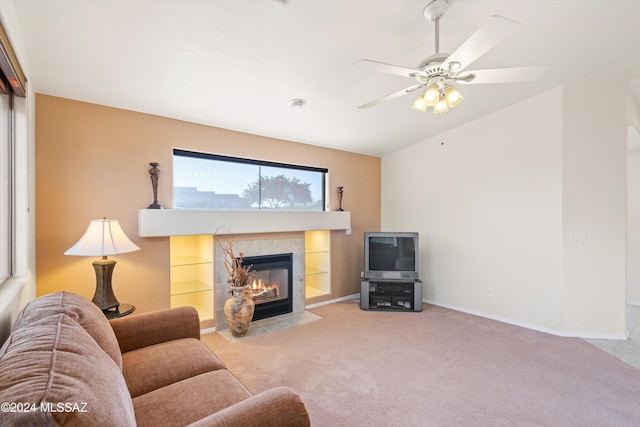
103,303,135,319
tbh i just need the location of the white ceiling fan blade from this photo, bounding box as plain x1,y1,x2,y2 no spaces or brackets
444,15,520,73
358,84,425,109
353,59,425,79
458,66,548,84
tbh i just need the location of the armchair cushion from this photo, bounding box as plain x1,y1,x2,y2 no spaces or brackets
132,370,253,427
12,291,122,368
123,337,226,398
0,313,136,426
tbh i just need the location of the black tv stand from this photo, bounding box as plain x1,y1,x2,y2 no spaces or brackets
360,279,423,312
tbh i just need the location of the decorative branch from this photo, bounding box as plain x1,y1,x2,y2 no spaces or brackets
216,232,254,288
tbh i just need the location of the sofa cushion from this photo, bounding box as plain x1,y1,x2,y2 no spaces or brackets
133,370,253,427
0,313,136,426
122,337,226,398
12,291,122,368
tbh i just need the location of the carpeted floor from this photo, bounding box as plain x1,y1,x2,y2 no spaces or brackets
201,300,640,426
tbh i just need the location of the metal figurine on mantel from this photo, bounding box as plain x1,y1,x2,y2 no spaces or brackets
147,162,164,209
337,187,344,211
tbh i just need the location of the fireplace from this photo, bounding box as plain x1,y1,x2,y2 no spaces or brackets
243,253,293,321
214,235,305,331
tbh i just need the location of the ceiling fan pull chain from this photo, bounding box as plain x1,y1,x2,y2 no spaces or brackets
440,113,445,146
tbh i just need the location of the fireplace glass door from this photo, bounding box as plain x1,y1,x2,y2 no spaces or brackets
243,253,293,321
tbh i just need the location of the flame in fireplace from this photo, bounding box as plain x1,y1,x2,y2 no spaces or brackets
250,279,280,303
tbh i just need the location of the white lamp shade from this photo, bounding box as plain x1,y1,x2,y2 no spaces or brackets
65,219,140,256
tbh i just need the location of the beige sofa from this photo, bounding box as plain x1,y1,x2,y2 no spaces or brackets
0,291,310,426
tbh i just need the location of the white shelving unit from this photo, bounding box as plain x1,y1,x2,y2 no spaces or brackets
170,235,214,323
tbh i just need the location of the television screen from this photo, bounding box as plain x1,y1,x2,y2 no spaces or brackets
364,232,419,280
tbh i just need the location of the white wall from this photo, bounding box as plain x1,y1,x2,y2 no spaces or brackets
383,88,564,332
561,77,627,336
627,90,640,304
628,134,640,304
0,1,36,344
383,81,628,337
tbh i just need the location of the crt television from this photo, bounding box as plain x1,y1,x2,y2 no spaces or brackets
364,232,419,280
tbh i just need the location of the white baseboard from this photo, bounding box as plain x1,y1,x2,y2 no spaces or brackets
306,293,359,309
424,299,628,340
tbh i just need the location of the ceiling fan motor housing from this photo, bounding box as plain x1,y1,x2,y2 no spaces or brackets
416,53,448,72
414,53,459,86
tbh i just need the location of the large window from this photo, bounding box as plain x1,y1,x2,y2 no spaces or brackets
173,149,327,211
0,23,26,287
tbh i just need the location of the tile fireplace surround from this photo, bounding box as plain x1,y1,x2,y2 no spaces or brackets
214,236,305,331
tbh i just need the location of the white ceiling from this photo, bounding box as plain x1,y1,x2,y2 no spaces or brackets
8,0,640,157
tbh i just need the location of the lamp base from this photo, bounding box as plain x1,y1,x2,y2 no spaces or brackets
92,258,120,311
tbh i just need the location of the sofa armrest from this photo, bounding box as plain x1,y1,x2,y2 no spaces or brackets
109,306,201,353
186,387,310,427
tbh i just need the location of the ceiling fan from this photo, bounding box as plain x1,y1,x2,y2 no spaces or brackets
354,0,546,114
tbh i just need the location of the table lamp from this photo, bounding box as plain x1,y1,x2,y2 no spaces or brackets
64,218,140,311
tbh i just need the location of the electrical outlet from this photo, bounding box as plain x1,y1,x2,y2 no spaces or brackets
486,288,493,297
570,233,591,245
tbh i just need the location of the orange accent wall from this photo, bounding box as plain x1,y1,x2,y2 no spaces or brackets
35,94,381,313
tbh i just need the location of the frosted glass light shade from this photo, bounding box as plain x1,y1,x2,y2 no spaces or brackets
411,92,428,113
433,95,450,114
444,85,463,108
424,84,440,107
65,219,140,256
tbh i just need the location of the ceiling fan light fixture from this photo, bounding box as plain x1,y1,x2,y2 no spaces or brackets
433,95,449,114
356,4,543,115
444,85,463,108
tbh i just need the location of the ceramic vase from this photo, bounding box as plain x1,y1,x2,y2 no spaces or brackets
223,286,255,337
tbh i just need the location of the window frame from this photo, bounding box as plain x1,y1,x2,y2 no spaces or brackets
0,21,26,289
0,77,14,287
173,149,328,211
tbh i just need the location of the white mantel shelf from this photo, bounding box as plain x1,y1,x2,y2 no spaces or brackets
138,209,351,237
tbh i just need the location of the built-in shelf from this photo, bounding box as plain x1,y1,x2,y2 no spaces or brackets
170,280,212,296
170,235,214,324
306,287,328,299
305,230,331,299
305,266,328,276
170,256,211,267
139,209,350,237
304,247,327,254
